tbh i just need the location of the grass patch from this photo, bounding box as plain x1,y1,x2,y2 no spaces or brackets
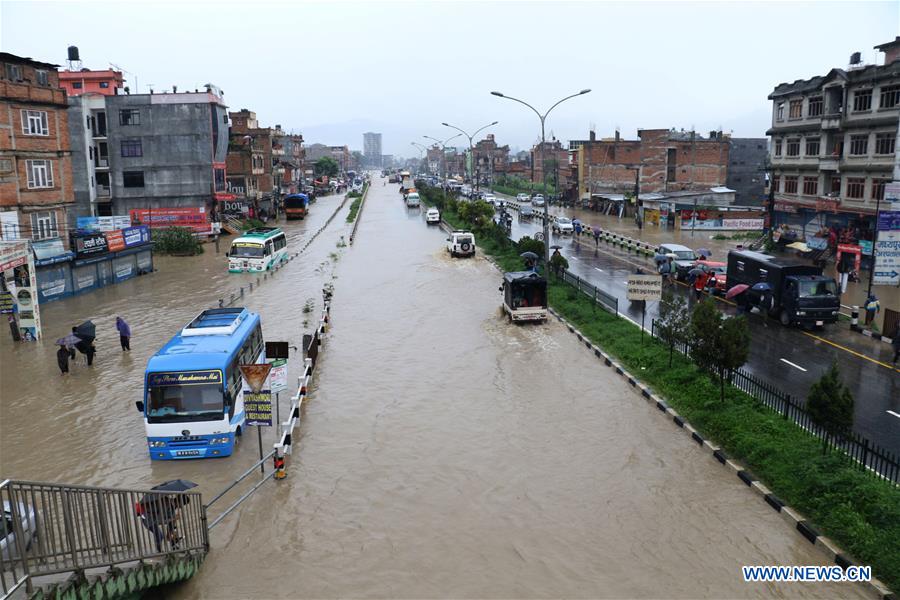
429,186,900,591
346,197,362,223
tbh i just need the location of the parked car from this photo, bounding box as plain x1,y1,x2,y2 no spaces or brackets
552,217,574,235
657,243,697,280
531,195,545,207
425,207,441,224
694,260,727,294
516,193,530,203
447,230,476,258
1,500,38,561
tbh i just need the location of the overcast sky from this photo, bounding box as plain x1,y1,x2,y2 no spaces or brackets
3,1,896,157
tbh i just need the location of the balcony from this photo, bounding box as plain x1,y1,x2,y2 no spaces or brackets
96,185,111,198
820,115,841,130
818,158,839,171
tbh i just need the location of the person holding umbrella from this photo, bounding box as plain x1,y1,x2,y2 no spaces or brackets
688,267,708,301
726,284,750,314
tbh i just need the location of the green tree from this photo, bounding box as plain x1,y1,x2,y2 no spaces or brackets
690,299,750,401
314,157,339,178
657,290,690,367
517,236,545,257
457,200,494,229
151,227,203,256
807,361,855,454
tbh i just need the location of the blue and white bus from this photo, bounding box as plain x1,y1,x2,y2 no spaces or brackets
136,307,264,460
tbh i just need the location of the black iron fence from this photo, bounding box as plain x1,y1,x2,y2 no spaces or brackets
560,269,618,315
650,319,899,485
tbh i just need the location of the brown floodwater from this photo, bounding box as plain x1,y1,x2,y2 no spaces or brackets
169,180,867,599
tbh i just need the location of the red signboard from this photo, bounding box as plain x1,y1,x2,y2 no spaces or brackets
774,201,797,214
0,255,27,273
105,230,126,252
816,198,840,213
129,207,210,232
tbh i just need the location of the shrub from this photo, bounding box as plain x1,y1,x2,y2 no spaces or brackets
151,227,203,255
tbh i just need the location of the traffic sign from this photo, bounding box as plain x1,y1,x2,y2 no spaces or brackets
268,358,288,393
873,230,900,286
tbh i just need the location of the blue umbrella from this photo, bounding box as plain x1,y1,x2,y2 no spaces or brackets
752,282,772,292
696,248,712,258
654,253,668,263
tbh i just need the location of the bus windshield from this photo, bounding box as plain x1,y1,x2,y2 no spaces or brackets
230,243,264,258
147,384,224,423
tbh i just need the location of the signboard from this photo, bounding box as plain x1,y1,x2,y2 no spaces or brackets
105,230,126,252
72,232,108,258
873,230,900,286
76,216,131,232
816,197,840,213
129,207,210,233
219,198,248,215
774,201,798,214
147,370,223,387
722,218,764,230
877,210,900,232
627,274,662,301
268,358,288,393
239,363,272,394
122,225,151,248
265,341,290,359
0,291,13,314
885,182,900,211
244,391,272,426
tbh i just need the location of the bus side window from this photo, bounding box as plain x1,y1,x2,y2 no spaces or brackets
265,241,273,256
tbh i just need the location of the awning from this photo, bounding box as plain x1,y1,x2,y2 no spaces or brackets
32,239,75,266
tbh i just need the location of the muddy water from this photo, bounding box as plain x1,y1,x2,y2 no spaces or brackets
0,192,353,491
169,180,867,599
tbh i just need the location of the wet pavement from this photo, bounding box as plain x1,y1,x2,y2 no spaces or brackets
171,178,868,599
498,201,900,456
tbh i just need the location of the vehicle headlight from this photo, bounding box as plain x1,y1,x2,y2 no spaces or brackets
148,440,167,448
210,437,230,445
797,311,806,316
832,310,838,315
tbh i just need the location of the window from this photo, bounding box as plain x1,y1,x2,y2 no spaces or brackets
875,133,896,155
120,139,143,157
30,211,58,240
214,168,226,192
20,110,48,136
0,158,12,173
808,96,823,117
789,99,802,119
776,102,784,121
786,139,800,156
830,176,841,195
784,175,798,194
802,176,818,196
99,81,109,89
805,137,820,157
5,63,22,81
879,85,900,109
872,179,889,201
774,139,782,156
852,89,872,112
119,109,140,126
72,81,82,89
849,135,868,156
123,171,145,188
25,160,53,188
35,70,48,86
845,178,865,199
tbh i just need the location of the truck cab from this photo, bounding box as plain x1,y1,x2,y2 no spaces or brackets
726,250,840,327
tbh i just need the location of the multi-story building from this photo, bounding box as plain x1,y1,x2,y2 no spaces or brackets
726,138,769,205
276,132,304,194
363,132,382,168
305,143,351,174
472,134,509,185
59,68,123,97
0,53,75,249
768,38,900,238
531,138,572,190
227,109,280,216
67,84,228,230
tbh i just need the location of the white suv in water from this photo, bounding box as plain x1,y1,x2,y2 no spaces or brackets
447,231,476,258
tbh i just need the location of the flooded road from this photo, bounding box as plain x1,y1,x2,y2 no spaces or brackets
170,179,867,598
0,191,353,491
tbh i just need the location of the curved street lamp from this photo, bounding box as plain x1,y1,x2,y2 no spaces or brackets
423,133,462,186
491,89,590,266
441,121,498,192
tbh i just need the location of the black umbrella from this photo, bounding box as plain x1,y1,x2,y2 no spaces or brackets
74,320,96,343
550,245,563,250
519,251,539,261
151,479,198,493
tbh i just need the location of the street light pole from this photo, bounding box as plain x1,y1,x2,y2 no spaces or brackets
491,89,591,267
442,121,498,193
410,142,427,174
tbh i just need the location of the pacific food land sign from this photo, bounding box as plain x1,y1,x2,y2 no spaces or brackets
627,274,662,301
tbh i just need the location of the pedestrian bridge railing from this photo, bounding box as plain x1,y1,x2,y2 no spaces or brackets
0,479,208,598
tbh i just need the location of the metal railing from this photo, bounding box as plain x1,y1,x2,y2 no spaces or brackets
560,269,618,315
0,479,208,596
649,320,900,485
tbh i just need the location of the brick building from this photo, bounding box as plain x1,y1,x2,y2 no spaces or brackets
0,53,75,249
227,109,279,216
530,138,572,190
473,134,509,185
767,38,900,240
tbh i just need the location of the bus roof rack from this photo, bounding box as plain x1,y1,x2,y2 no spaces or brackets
182,307,248,336
243,227,282,237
